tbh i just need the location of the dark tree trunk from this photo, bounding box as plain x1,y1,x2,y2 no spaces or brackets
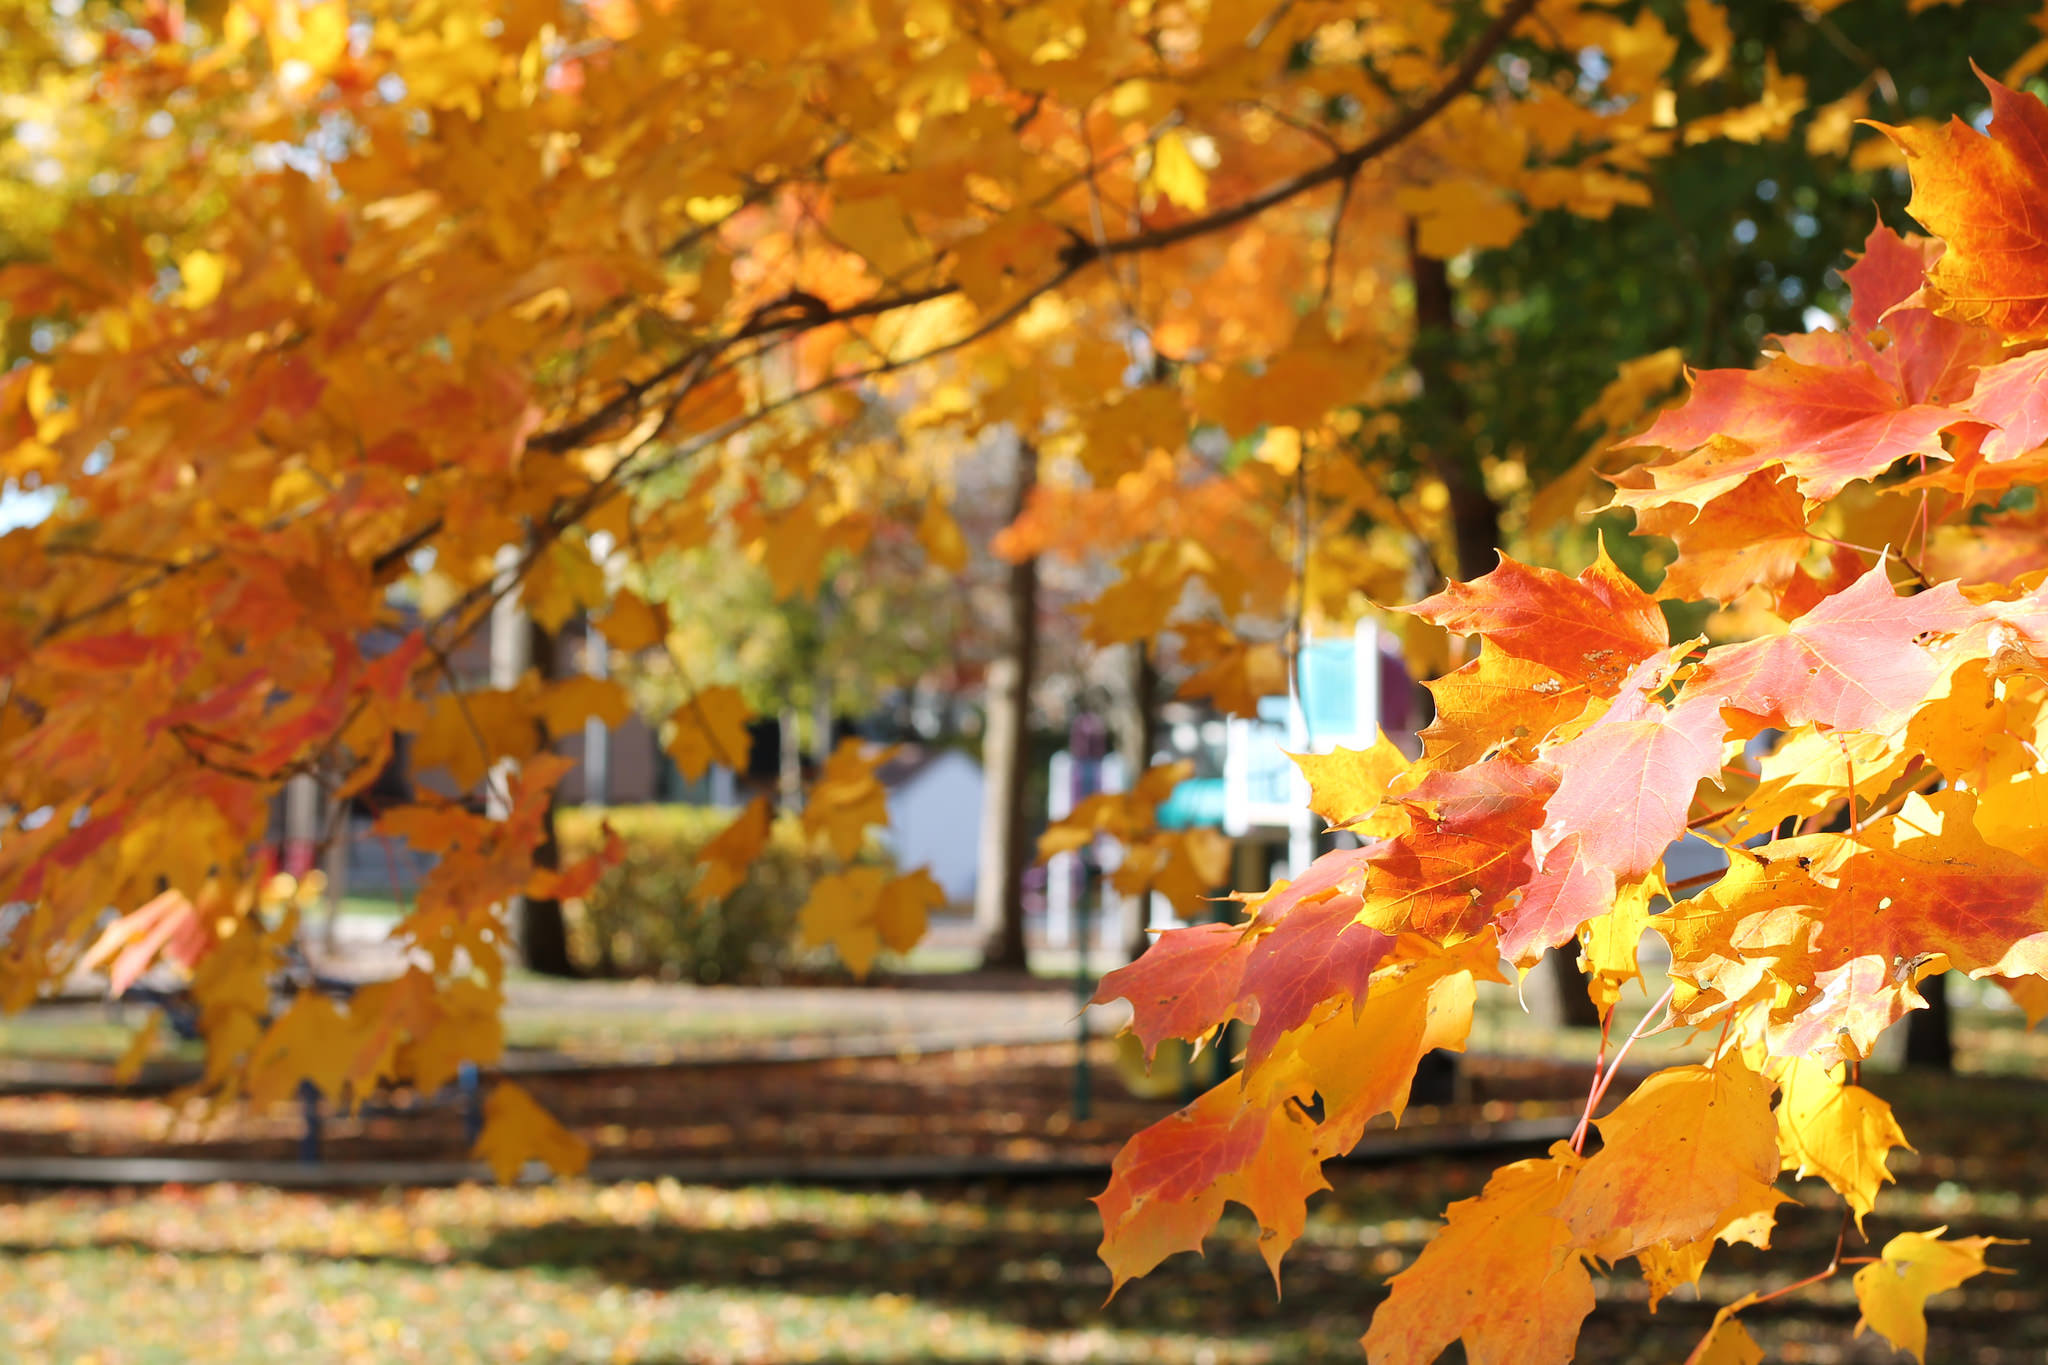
1409,237,1601,1029
519,619,577,978
975,442,1038,971
1903,972,1953,1071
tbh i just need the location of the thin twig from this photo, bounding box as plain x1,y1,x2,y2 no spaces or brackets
1571,982,1677,1152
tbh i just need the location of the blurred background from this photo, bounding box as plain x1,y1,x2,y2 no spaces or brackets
4,0,2048,1362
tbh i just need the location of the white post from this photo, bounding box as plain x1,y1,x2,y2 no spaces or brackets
283,774,320,879
486,544,527,822
583,617,609,808
487,545,528,958
1044,750,1073,948
1286,633,1315,881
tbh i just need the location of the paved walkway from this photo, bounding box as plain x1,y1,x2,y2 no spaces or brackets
22,912,1140,1088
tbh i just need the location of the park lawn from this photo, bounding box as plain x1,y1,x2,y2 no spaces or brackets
1,1067,2045,1365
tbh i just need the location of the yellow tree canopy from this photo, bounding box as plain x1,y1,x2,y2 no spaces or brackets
0,0,1798,1115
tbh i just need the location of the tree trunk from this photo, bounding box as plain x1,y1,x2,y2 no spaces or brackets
1116,640,1161,962
1903,972,1954,1071
974,441,1038,971
518,619,576,978
1409,238,1601,1029
778,706,804,810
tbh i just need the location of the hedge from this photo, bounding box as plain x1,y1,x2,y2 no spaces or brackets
554,804,890,984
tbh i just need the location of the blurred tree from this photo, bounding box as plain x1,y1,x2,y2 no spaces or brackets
0,0,2017,1139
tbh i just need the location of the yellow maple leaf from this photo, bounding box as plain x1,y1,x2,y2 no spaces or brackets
1289,735,1409,828
412,689,543,791
596,588,669,653
874,867,947,955
1179,621,1288,718
918,501,968,573
402,978,505,1097
539,675,631,740
664,685,751,779
1362,1144,1594,1365
1806,81,1871,158
112,1013,161,1086
799,866,889,976
1396,180,1528,258
1081,541,1210,645
1580,874,1662,1011
1147,128,1209,211
1146,827,1232,917
797,864,939,975
1683,56,1805,145
1773,1057,1912,1230
1559,1054,1780,1261
472,1081,591,1185
1853,1227,2017,1363
245,993,354,1105
1684,0,1733,83
803,738,892,860
1683,1316,1763,1365
696,796,773,902
176,249,227,309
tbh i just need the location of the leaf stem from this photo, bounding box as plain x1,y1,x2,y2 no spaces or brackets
1570,982,1676,1152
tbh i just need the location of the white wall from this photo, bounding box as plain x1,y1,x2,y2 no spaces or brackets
884,751,984,906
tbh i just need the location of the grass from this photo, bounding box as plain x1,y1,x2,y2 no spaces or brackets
1,1064,2045,1365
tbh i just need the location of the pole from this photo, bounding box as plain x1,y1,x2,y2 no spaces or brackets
1070,713,1107,1121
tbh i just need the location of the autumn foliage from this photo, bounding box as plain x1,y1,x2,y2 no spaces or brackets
1090,70,2048,1363
0,1,2045,1354
0,0,1838,1171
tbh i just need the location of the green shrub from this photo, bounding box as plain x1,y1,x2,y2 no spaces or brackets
555,805,889,984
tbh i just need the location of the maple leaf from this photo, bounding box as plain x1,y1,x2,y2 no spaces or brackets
1234,892,1396,1069
1507,656,1726,957
1405,547,1666,694
1178,621,1289,719
1361,757,1556,940
797,866,943,977
1683,1317,1765,1365
1687,566,1980,732
1958,347,2048,461
472,1080,592,1186
1635,1177,1792,1311
1092,920,1255,1058
1267,934,1500,1156
1853,1227,2016,1362
245,993,354,1105
1289,735,1409,828
1134,827,1234,917
1629,361,1958,504
1772,1057,1911,1229
401,977,505,1097
1092,1080,1276,1294
1099,936,1495,1296
80,888,211,996
1361,1144,1593,1365
1559,1055,1779,1261
695,795,773,902
1878,70,2048,341
664,685,751,781
1416,650,1592,766
594,588,669,652
1146,129,1209,211
1580,876,1661,1011
1636,467,1811,603
803,739,894,861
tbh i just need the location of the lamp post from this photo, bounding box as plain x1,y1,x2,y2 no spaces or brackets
1070,711,1107,1121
